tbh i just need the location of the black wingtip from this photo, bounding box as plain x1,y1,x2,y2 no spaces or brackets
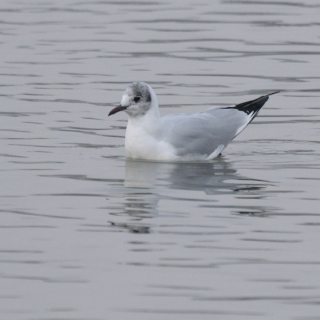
265,90,281,97
231,90,280,116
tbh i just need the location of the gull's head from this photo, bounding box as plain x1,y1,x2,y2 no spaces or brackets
109,82,155,117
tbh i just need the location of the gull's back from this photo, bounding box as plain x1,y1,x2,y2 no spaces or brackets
162,93,273,159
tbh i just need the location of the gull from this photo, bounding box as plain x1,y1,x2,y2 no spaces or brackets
109,82,278,161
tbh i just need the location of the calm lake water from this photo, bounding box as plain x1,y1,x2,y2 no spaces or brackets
1,0,320,319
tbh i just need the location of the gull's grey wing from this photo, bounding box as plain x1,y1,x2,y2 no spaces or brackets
162,92,277,157
162,110,245,157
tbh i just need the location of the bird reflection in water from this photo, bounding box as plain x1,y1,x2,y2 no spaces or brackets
109,157,271,233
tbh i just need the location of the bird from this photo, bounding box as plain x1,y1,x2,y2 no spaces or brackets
108,82,279,161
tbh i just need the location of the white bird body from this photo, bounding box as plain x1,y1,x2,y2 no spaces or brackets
109,82,278,161
126,117,177,161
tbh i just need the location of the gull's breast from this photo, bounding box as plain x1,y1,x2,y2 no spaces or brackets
125,124,178,161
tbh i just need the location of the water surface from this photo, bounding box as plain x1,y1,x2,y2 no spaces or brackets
1,1,320,319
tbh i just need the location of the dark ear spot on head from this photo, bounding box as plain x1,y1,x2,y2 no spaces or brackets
146,90,151,102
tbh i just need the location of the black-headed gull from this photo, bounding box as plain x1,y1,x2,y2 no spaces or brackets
109,82,278,161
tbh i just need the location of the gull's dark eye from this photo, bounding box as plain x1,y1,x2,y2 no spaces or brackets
134,96,141,103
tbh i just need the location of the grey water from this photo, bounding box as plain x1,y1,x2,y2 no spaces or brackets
1,0,320,319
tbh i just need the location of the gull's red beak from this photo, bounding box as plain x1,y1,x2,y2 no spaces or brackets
108,105,127,116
